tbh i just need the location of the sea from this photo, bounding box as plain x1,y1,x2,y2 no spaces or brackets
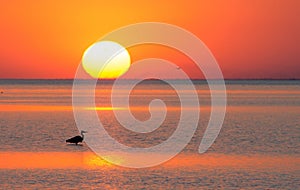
0,79,299,189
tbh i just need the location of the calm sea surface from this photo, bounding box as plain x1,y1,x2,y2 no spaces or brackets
0,80,299,189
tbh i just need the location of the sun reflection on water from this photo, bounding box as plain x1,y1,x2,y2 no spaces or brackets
83,154,115,168
0,152,298,171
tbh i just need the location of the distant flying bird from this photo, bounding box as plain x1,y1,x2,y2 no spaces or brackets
66,130,87,145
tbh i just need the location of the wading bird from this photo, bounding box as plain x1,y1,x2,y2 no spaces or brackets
66,130,87,145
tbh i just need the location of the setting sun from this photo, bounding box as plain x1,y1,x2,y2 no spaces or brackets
0,1,299,189
82,41,131,79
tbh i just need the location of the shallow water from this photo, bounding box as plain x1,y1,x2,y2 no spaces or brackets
0,80,299,189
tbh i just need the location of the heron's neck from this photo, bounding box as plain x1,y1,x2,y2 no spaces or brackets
81,132,85,140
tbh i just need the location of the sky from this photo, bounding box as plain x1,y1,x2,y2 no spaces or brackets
0,0,299,79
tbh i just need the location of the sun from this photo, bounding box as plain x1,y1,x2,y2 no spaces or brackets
82,41,131,79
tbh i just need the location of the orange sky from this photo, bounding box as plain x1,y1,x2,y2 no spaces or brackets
0,0,299,79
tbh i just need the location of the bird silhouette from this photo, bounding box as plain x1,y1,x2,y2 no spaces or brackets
66,130,87,145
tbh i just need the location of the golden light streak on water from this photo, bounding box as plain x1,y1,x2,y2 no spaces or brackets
0,152,299,171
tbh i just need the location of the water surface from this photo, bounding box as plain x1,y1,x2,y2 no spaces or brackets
0,80,299,189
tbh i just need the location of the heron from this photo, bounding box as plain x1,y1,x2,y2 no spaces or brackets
66,130,87,145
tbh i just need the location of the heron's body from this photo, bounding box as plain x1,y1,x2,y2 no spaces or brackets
66,130,87,145
66,135,83,145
